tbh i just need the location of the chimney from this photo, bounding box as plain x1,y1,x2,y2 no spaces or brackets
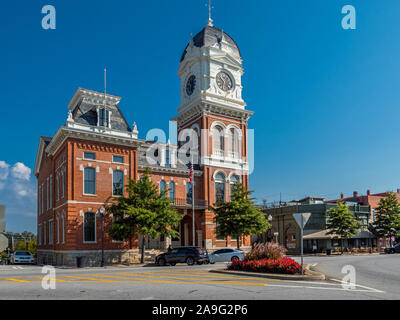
367,190,371,196
353,191,359,198
340,193,344,200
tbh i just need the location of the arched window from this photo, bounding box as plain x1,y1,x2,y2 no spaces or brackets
84,167,96,195
160,180,166,198
215,172,226,203
186,182,192,205
113,170,124,196
169,181,175,200
228,128,239,158
213,125,225,156
230,175,240,201
84,212,96,243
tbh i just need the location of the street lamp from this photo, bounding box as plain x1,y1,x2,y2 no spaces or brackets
268,215,272,222
99,206,106,267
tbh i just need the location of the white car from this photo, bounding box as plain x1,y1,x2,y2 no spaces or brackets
11,251,35,264
209,248,245,264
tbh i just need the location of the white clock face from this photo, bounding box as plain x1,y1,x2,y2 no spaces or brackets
216,71,233,92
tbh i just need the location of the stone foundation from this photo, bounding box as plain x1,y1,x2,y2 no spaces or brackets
37,249,164,267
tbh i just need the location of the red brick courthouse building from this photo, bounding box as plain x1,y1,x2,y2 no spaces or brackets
34,21,254,266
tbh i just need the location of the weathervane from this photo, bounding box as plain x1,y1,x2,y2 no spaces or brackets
206,0,214,26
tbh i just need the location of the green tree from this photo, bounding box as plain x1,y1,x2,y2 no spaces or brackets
326,201,361,253
372,192,400,247
108,168,182,263
15,239,37,256
210,183,270,249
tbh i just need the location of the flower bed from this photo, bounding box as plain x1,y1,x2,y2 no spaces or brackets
228,257,302,275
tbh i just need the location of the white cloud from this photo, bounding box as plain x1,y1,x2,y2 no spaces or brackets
0,161,9,180
13,182,35,198
11,162,31,181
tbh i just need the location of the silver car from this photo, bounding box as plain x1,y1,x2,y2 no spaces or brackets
11,251,35,264
209,248,244,264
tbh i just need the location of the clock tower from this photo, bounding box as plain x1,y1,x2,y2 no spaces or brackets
172,20,254,249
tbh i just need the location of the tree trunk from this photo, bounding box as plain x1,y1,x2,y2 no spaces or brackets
236,235,240,250
341,239,344,255
141,235,146,264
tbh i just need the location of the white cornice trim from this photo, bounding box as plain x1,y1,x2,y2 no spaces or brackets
67,88,121,110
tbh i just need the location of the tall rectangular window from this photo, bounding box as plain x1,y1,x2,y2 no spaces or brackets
165,149,170,167
49,220,53,245
46,178,49,210
62,171,65,198
56,175,59,201
56,217,59,244
49,175,52,209
38,185,41,215
38,225,42,245
43,222,47,245
84,167,96,195
41,184,44,214
84,212,96,242
99,108,109,127
62,215,65,243
186,183,192,205
113,170,124,196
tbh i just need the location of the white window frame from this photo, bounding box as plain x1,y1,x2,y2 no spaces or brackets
41,183,44,214
62,214,65,244
43,221,47,245
56,216,60,244
62,170,65,198
48,219,53,245
38,185,41,215
83,167,97,196
38,224,42,245
56,174,59,201
49,175,53,209
46,177,49,210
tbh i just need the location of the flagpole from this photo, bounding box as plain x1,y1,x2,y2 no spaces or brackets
191,157,195,247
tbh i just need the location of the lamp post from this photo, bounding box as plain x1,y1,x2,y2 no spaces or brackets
99,206,106,267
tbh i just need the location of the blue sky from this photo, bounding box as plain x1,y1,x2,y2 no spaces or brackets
1,0,400,232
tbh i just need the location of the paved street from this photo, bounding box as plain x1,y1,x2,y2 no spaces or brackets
0,254,397,300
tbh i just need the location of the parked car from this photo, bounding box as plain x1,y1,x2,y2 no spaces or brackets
385,244,400,254
156,247,210,266
209,248,245,264
10,251,35,264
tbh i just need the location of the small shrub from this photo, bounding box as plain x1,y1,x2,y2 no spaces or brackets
229,257,301,275
244,242,287,261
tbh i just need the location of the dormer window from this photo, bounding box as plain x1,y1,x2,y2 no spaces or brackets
98,108,110,128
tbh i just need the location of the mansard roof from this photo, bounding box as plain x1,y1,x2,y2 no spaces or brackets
180,25,242,62
68,88,131,133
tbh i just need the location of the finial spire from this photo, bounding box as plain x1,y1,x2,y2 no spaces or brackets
207,0,214,26
104,68,107,106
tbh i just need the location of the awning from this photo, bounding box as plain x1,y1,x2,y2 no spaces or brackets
303,229,375,240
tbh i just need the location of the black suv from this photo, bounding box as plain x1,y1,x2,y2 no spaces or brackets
155,247,209,266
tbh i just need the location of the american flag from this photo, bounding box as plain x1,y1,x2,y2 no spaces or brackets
189,162,194,184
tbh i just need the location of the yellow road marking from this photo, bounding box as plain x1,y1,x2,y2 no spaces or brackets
135,272,282,282
5,278,32,283
61,276,121,283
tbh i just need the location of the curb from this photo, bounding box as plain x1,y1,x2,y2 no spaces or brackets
209,265,326,281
